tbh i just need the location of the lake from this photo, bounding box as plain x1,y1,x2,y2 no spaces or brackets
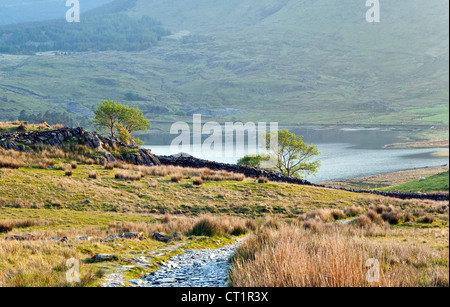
142,126,449,183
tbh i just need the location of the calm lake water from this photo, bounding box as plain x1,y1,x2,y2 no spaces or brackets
142,127,449,183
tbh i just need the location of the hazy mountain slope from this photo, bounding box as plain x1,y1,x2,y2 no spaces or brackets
0,0,114,26
0,0,448,127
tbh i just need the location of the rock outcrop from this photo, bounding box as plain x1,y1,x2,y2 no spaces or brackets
0,127,161,167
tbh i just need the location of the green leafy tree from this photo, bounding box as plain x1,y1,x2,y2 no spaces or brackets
92,100,123,138
93,100,150,144
237,154,270,168
117,122,132,145
270,129,320,179
118,105,151,135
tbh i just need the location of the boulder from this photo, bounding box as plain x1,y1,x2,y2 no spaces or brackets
152,232,173,243
91,254,116,262
119,232,144,240
101,235,119,243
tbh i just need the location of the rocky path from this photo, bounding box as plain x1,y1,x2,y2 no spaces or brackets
102,242,239,288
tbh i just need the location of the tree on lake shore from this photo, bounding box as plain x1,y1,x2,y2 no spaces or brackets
92,100,150,145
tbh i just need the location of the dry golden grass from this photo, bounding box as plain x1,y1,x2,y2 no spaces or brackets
114,169,143,181
0,121,64,134
200,169,245,182
0,145,98,170
0,219,48,233
131,165,246,182
230,224,449,287
0,197,44,209
0,238,102,287
108,214,254,238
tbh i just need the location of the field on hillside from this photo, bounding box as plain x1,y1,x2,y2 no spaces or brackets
381,172,449,194
0,146,448,287
322,166,450,191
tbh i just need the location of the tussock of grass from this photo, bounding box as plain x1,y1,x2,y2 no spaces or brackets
258,177,269,184
88,170,97,179
114,169,143,181
109,215,253,238
192,177,203,186
170,173,183,183
229,224,449,287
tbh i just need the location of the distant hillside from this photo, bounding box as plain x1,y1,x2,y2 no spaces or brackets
0,0,114,26
0,0,169,54
0,0,448,128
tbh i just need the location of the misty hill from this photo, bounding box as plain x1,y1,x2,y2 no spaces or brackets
0,0,448,127
0,0,114,26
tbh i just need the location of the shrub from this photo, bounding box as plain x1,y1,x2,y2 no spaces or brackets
104,162,115,170
190,217,228,237
0,220,13,233
330,209,345,221
418,215,435,224
88,170,97,179
403,212,415,223
65,166,73,177
192,177,203,186
258,177,269,184
171,174,183,183
344,206,363,217
301,220,323,233
115,170,143,181
354,215,373,228
382,210,401,225
17,123,28,131
0,157,22,169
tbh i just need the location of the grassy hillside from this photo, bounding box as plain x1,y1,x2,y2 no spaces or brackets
0,0,448,128
0,144,448,286
382,171,449,193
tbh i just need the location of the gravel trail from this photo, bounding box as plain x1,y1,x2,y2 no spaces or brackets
138,244,237,287
103,242,239,287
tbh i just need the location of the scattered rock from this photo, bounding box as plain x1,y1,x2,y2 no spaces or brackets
101,235,119,243
119,232,144,240
5,234,36,241
92,254,116,262
152,232,173,243
128,279,143,286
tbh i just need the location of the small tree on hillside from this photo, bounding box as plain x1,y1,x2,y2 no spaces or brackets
118,105,151,135
92,100,123,138
93,100,150,144
270,129,320,179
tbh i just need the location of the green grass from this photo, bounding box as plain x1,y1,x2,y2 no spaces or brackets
381,172,449,193
1,150,449,286
0,162,363,216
